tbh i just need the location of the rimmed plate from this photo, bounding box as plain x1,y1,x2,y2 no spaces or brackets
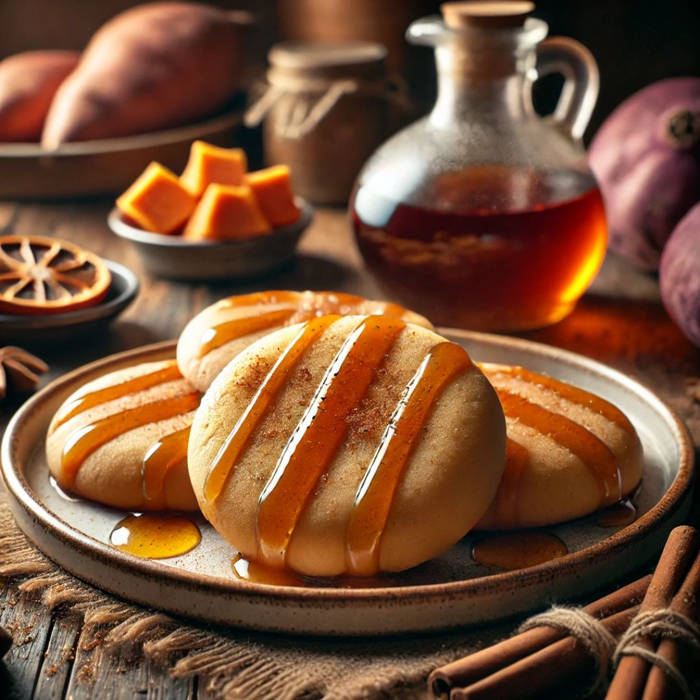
1,333,694,636
0,104,243,199
0,259,139,343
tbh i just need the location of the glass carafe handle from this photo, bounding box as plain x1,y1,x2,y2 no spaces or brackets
533,36,599,141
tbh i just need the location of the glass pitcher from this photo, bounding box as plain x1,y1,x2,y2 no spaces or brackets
350,1,605,331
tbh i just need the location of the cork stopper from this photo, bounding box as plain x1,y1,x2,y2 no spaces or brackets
441,2,535,29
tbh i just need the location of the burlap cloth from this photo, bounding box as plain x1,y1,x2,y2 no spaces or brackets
0,504,513,699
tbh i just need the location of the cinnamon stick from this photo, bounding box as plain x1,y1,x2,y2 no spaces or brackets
429,574,651,699
606,526,700,700
451,606,638,700
640,550,700,700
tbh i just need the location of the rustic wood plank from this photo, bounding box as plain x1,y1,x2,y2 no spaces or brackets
0,586,54,699
32,615,79,700
63,624,149,700
145,658,196,699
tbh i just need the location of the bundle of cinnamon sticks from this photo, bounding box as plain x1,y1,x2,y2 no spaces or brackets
429,526,700,700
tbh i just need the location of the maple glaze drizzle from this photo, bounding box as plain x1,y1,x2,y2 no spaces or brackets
142,426,191,503
199,290,412,358
497,390,622,506
52,362,182,432
256,316,407,568
61,393,199,489
492,438,530,528
204,314,341,503
472,532,568,571
198,308,297,357
110,514,201,559
232,554,305,586
345,341,472,576
483,364,636,435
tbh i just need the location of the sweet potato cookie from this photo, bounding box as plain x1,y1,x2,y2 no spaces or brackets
176,290,432,392
477,363,644,529
188,315,505,577
46,360,200,511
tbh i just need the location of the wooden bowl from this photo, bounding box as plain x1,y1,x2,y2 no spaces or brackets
107,198,313,281
0,104,243,200
0,259,139,343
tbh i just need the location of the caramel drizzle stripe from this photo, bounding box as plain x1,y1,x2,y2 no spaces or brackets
215,290,302,310
345,341,472,576
494,437,530,528
203,314,342,503
482,363,635,434
256,316,407,568
141,426,191,503
497,389,622,506
52,361,182,432
198,308,298,357
61,393,200,489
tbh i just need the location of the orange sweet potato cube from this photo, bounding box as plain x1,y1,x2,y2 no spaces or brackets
116,162,196,234
183,184,272,240
180,140,247,196
246,165,300,227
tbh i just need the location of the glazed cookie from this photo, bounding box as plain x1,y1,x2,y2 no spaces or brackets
188,314,506,577
176,290,432,392
46,360,200,511
477,364,644,529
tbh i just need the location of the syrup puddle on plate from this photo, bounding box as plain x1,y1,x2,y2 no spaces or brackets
595,498,637,528
231,554,399,588
110,513,201,559
471,532,568,571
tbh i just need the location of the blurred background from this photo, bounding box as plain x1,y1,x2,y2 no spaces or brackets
1,0,698,139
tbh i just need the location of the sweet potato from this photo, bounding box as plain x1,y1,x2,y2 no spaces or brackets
41,3,247,147
0,51,80,142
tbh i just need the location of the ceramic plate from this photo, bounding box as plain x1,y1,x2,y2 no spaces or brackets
0,259,139,343
1,333,693,636
0,104,243,199
107,198,314,280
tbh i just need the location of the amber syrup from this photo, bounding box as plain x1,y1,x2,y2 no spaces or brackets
352,167,607,331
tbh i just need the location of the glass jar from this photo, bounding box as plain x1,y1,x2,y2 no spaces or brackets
350,1,606,331
246,42,407,204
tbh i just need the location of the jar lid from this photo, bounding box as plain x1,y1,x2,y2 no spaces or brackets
268,42,387,81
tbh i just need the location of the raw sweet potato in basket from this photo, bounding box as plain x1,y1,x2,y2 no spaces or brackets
41,2,249,147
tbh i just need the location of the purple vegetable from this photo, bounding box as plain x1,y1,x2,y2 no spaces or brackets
589,77,700,269
660,201,700,347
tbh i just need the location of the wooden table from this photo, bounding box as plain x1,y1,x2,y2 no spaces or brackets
0,199,698,699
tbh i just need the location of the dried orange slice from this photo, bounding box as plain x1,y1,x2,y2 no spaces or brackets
0,235,111,315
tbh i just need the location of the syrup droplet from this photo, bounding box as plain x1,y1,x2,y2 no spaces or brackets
232,554,305,586
110,514,201,559
49,474,81,502
595,499,637,528
472,532,568,570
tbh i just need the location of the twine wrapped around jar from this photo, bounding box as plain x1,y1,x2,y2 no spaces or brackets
244,42,411,204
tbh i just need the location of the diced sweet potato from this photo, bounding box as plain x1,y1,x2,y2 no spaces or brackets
116,162,196,234
247,165,300,227
184,184,271,240
180,140,247,195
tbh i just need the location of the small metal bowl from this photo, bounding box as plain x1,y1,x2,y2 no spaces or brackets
107,198,313,280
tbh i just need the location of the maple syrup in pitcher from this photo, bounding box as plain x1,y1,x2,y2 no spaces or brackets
351,2,605,331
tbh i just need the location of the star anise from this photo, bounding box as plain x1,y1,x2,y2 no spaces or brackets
0,346,48,399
